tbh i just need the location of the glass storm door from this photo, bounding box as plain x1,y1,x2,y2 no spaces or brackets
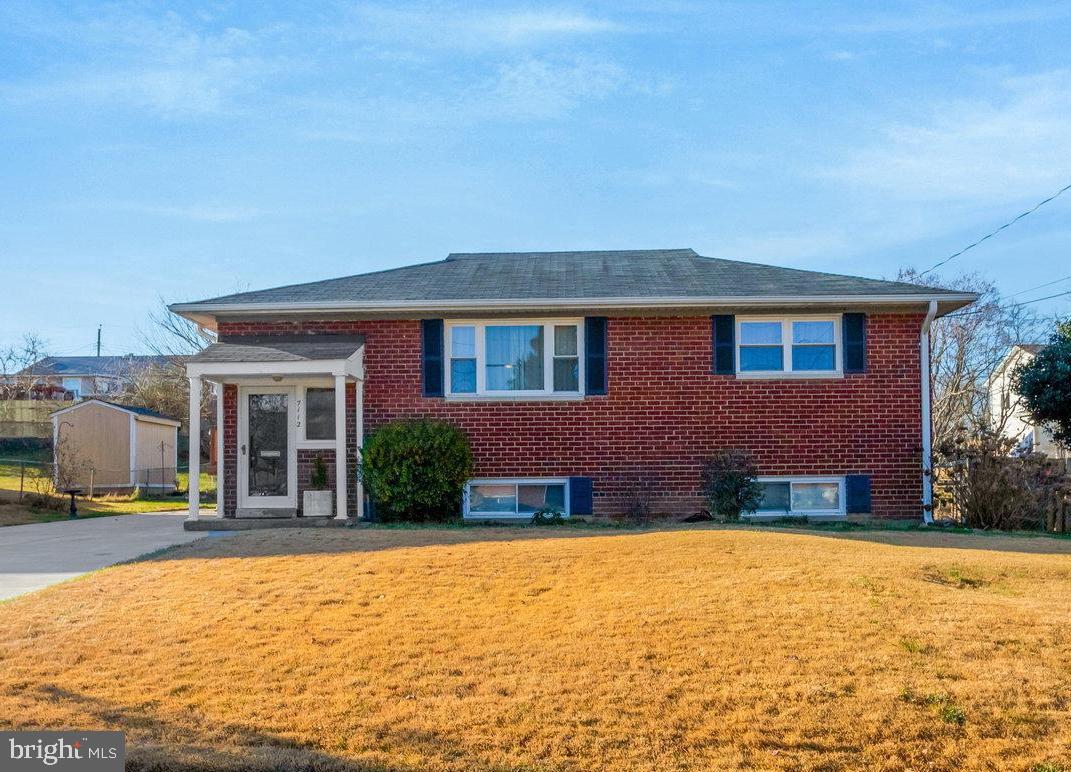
238,387,295,509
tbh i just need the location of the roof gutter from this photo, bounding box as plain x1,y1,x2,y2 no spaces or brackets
170,292,979,320
920,299,939,525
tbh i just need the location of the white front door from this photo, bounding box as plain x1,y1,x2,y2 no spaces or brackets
237,386,297,510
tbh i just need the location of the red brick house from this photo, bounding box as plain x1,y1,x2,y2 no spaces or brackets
172,249,976,523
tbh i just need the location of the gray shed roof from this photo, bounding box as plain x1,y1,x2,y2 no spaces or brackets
50,399,180,424
171,249,976,319
190,335,364,364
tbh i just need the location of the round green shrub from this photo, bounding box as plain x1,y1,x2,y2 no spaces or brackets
359,418,473,522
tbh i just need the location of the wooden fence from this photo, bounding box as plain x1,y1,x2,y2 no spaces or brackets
0,400,66,439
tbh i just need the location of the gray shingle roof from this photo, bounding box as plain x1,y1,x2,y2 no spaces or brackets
190,335,365,364
174,249,969,310
96,400,178,421
19,355,176,377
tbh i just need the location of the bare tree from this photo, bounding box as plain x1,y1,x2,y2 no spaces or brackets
122,362,196,424
0,333,50,400
898,269,1043,456
124,298,215,457
139,296,214,357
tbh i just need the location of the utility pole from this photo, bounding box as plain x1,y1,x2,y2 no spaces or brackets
96,325,102,357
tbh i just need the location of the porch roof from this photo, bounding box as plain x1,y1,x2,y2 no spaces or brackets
191,334,364,364
187,334,365,380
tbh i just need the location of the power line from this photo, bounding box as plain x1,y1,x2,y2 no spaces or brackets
944,288,1071,318
918,181,1071,277
1006,273,1071,299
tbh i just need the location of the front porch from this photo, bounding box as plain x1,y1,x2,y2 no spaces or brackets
184,515,358,531
184,335,365,523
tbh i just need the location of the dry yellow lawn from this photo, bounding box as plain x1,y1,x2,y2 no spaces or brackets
2,526,1070,771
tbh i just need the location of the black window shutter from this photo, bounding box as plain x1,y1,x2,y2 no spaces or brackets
712,315,735,374
843,313,867,374
584,317,607,395
421,319,444,397
569,476,594,516
845,475,872,514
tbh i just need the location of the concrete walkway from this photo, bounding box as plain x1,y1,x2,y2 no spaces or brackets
0,514,207,601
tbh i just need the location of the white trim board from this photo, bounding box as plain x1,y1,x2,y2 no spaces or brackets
186,353,363,380
171,292,978,322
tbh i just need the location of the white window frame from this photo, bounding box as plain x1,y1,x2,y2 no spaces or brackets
445,319,584,399
736,315,843,378
463,477,570,519
748,476,846,518
295,381,337,449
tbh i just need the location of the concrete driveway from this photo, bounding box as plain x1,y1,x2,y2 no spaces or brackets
0,513,207,601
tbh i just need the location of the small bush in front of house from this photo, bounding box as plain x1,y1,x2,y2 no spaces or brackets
699,449,764,521
359,418,473,522
310,453,329,490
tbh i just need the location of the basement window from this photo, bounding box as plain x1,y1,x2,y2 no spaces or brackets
464,479,568,519
752,477,845,516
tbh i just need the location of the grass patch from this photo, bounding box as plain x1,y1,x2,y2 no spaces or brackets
1,527,1069,769
898,637,932,655
920,564,991,589
900,688,967,726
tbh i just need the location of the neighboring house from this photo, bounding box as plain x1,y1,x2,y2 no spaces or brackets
15,355,174,400
988,344,1069,462
51,400,181,492
171,248,977,523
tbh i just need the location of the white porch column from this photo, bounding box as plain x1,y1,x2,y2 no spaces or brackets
334,374,348,519
355,377,364,520
214,381,224,517
188,375,201,520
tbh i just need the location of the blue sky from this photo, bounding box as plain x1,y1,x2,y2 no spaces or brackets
2,1,1070,356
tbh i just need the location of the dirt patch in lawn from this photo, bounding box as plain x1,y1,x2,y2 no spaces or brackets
1,526,1070,770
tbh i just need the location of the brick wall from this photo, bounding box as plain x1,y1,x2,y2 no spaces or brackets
217,314,924,520
222,383,237,516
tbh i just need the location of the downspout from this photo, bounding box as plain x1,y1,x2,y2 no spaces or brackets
920,300,938,525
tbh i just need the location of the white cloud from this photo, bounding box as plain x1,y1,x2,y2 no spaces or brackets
299,53,630,137
836,4,1069,35
341,5,622,51
105,202,266,223
0,8,279,116
825,70,1071,201
489,56,626,118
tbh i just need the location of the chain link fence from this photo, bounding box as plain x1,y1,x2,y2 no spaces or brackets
0,458,216,501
